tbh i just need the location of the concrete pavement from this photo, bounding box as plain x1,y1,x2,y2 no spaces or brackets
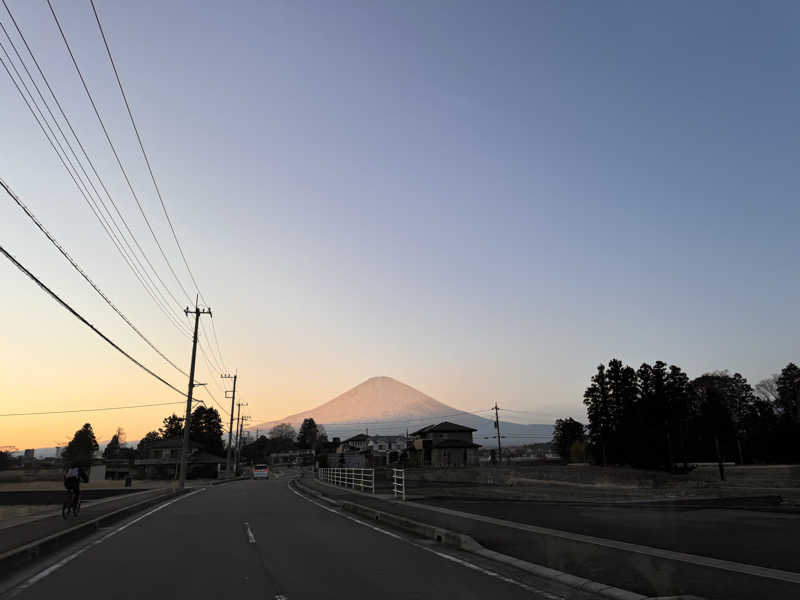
1,479,599,600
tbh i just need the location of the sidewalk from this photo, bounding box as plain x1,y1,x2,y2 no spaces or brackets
0,488,168,558
299,475,799,600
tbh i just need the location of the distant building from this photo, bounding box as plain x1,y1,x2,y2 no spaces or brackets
134,438,224,479
368,435,407,465
270,449,314,466
341,433,370,451
409,422,480,467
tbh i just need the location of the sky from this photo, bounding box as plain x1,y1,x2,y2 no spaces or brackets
2,1,800,450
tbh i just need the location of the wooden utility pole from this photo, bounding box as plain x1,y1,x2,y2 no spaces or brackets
493,402,502,463
233,402,248,474
179,301,211,489
221,372,237,477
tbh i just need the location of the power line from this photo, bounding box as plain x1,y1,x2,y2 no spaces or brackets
0,177,189,378
47,0,194,311
0,10,193,341
0,243,186,398
0,400,186,418
90,0,230,371
199,384,230,418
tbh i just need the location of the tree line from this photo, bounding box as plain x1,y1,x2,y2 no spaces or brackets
553,360,800,472
240,418,328,462
54,406,227,468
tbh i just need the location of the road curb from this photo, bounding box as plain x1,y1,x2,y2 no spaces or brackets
291,477,672,600
0,488,179,578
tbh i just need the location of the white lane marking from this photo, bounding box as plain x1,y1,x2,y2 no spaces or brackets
244,521,256,544
8,488,206,598
287,483,565,599
274,595,288,599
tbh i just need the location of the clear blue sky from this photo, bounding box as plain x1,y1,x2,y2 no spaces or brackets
2,1,799,447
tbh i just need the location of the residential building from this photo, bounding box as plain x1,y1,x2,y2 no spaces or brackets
134,438,225,479
409,421,480,467
368,435,407,465
341,433,370,451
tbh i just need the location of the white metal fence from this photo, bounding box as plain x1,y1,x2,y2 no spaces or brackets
317,468,375,493
392,468,405,501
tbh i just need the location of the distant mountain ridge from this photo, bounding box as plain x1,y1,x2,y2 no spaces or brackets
252,376,552,446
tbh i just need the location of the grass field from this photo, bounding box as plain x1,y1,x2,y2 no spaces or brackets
398,464,800,504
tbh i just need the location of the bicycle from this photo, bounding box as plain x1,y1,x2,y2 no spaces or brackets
61,488,81,519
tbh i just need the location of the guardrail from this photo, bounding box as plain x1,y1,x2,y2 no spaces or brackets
392,468,405,501
317,468,374,493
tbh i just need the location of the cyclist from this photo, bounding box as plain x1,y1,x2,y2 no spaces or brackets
64,465,89,510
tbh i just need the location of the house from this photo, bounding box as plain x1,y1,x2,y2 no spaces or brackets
269,449,314,466
134,438,225,479
341,433,370,451
368,435,408,465
409,421,480,467
328,434,371,467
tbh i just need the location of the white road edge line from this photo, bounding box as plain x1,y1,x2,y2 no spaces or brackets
244,521,256,544
7,488,207,598
287,482,565,600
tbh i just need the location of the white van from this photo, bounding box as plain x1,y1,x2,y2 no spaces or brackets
253,464,270,479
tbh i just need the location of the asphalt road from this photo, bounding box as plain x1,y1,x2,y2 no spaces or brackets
5,479,570,600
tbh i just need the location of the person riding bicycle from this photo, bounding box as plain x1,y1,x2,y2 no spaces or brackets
63,465,89,505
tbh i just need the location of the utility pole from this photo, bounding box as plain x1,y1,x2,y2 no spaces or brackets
236,414,250,473
493,402,502,464
221,372,237,477
179,301,212,489
233,401,247,474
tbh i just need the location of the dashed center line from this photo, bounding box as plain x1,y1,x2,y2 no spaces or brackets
244,521,256,544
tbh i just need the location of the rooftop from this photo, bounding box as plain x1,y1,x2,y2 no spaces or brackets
410,421,477,436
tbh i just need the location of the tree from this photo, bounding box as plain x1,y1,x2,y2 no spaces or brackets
690,371,754,478
665,365,693,470
137,431,160,457
584,364,610,466
269,423,297,452
189,406,224,456
634,361,673,470
552,418,585,462
160,414,184,438
296,418,327,450
606,360,637,466
62,423,99,467
103,427,126,459
270,423,296,441
0,446,15,470
776,363,800,423
241,435,269,463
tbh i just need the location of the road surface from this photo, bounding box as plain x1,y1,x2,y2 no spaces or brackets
3,479,585,600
